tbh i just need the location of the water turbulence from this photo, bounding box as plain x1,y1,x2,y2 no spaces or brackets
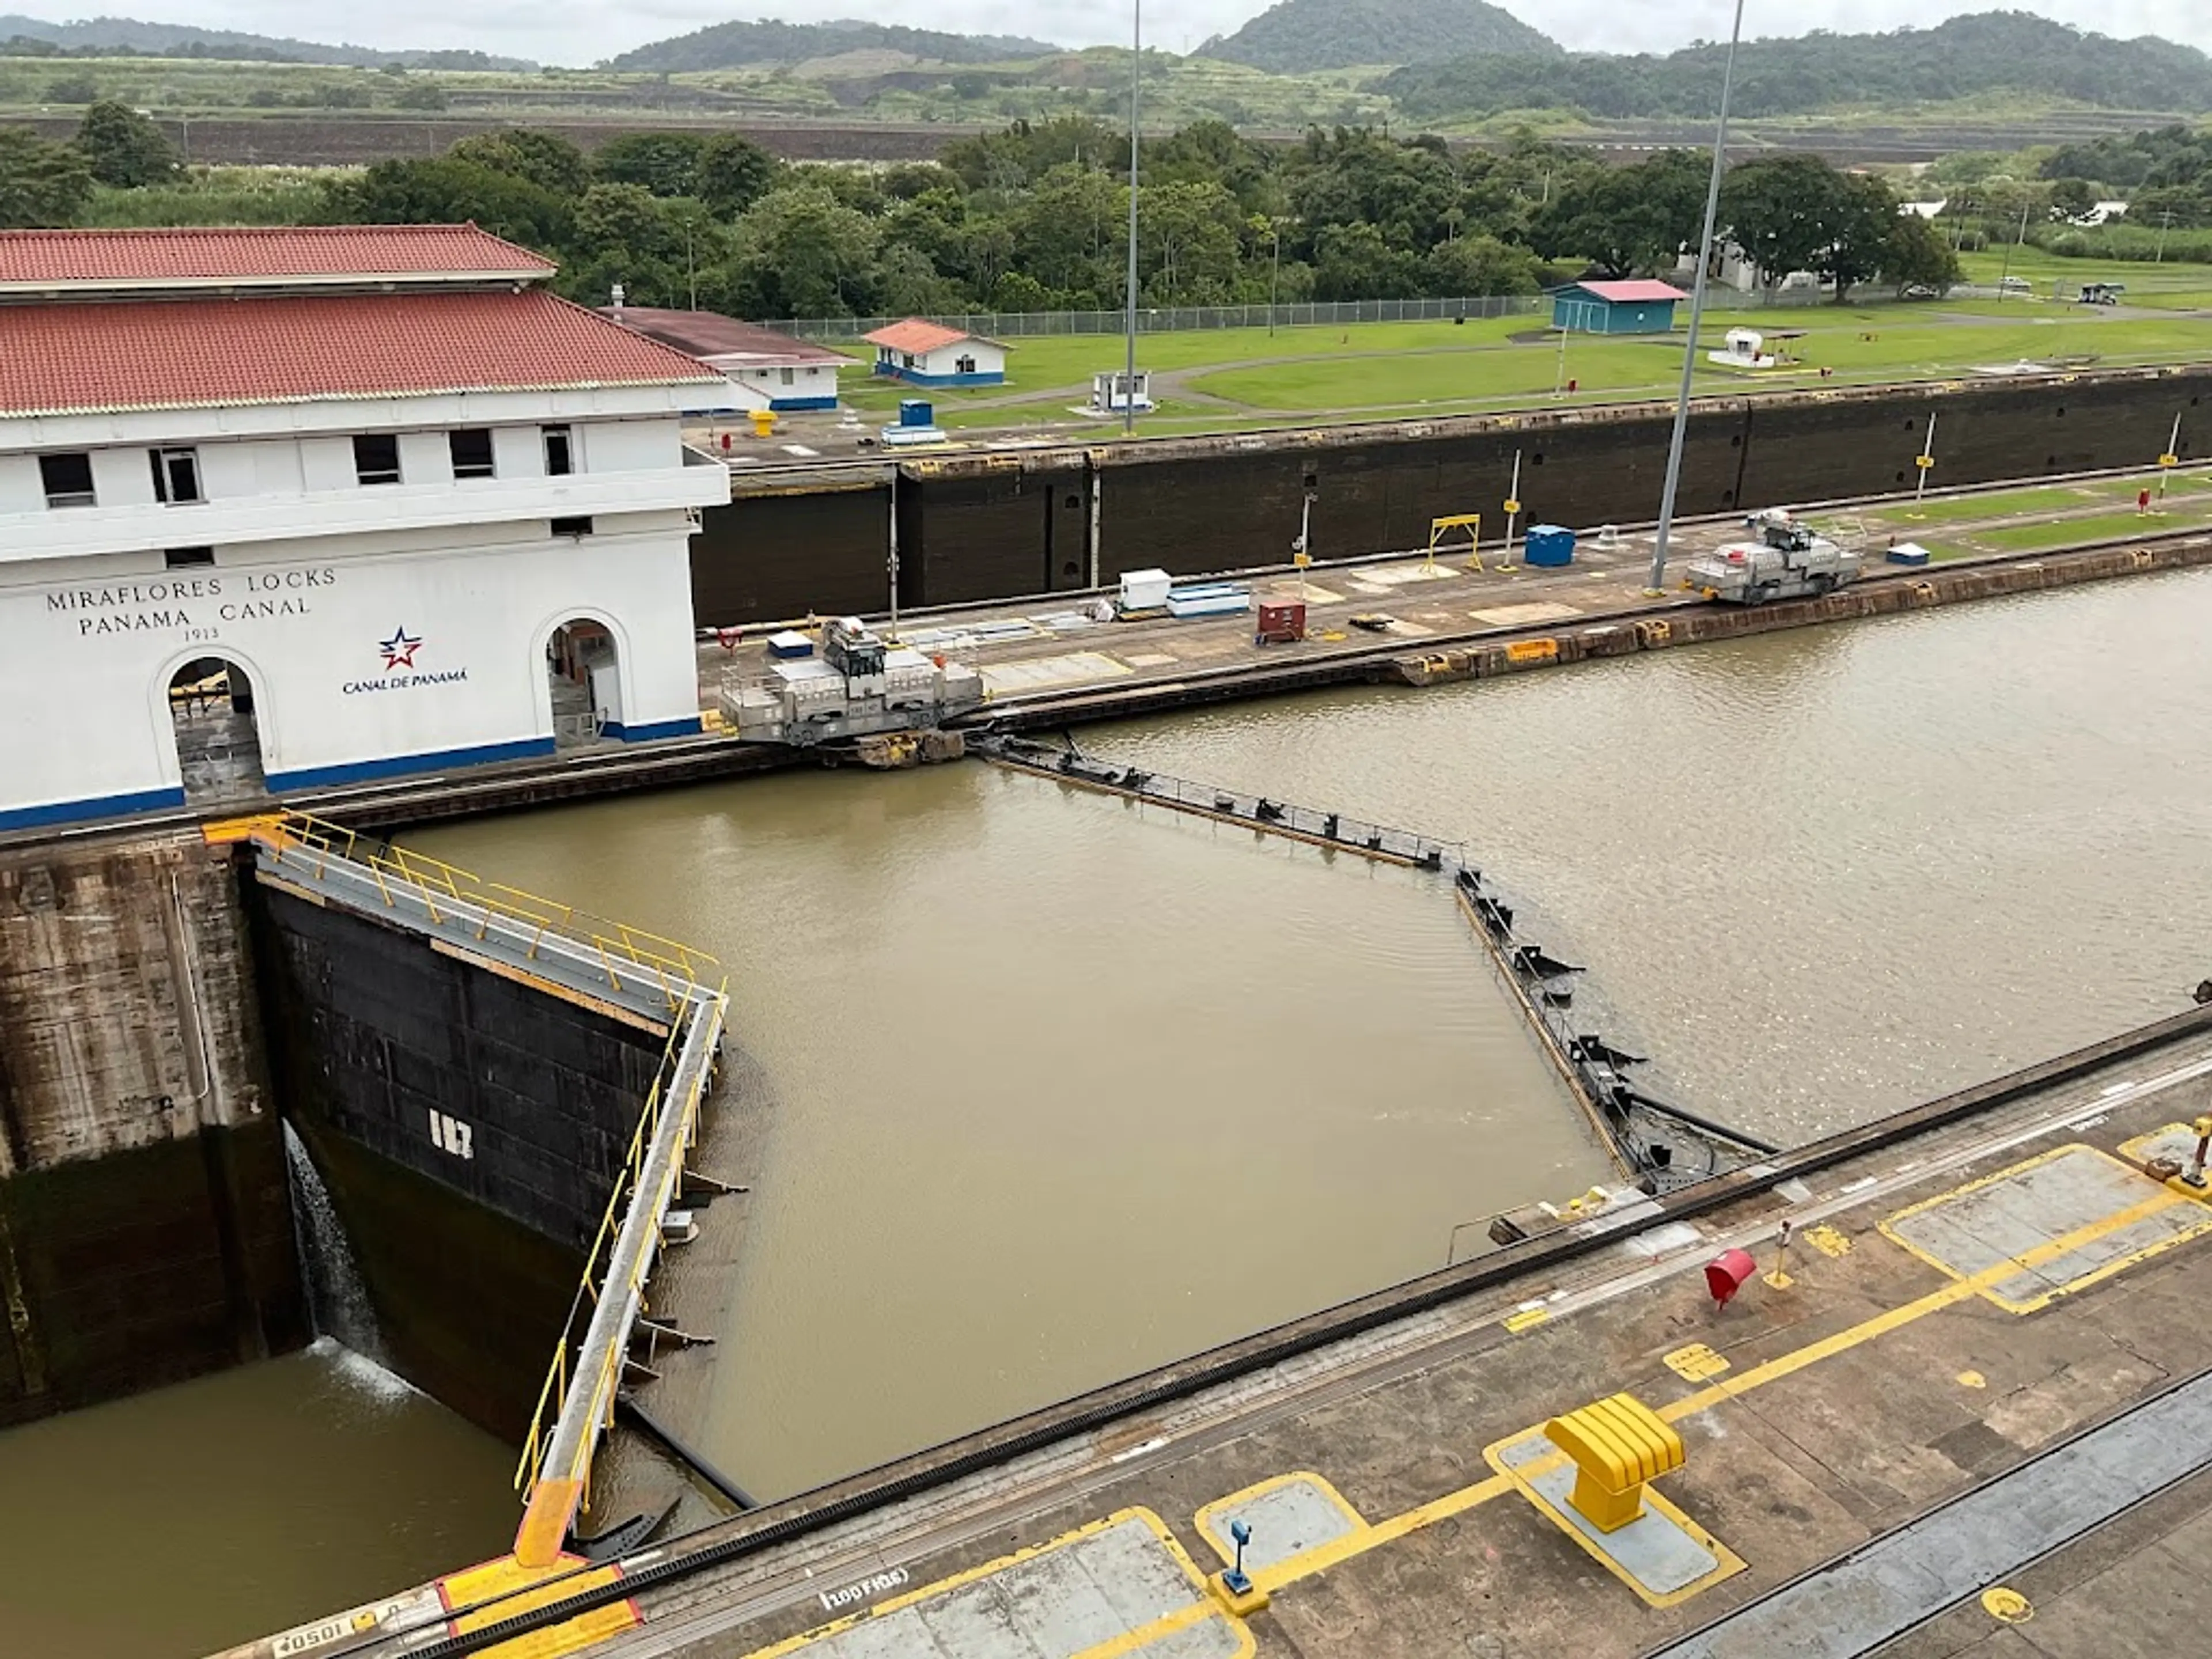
283,1120,389,1367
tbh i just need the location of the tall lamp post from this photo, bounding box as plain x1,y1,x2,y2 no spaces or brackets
1268,220,1282,336
1645,0,1749,595
1124,0,1142,435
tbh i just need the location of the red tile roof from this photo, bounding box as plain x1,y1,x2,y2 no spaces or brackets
0,225,553,290
598,306,849,366
1570,279,1689,305
0,289,720,417
863,319,1006,354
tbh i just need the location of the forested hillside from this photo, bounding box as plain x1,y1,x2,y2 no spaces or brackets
0,13,524,67
1384,13,2212,121
1198,0,1558,74
605,20,1060,73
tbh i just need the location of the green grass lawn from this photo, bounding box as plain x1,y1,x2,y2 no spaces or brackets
1183,312,2206,414
1972,505,2212,550
1851,474,2212,532
816,302,2210,436
1854,483,2118,527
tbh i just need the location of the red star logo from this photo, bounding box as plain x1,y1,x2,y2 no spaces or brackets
380,626,422,670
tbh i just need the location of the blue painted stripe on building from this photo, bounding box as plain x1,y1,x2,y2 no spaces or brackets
604,716,703,743
872,366,1006,388
768,395,839,412
267,736,555,791
0,784,188,832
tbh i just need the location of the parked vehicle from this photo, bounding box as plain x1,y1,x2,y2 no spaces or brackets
1683,509,1862,605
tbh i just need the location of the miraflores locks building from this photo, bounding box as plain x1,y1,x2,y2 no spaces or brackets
0,225,732,831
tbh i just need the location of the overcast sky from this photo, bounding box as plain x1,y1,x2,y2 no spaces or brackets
92,1,2212,65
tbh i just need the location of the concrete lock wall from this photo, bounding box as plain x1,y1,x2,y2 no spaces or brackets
692,480,896,626
248,880,672,1439
0,835,303,1426
695,366,2211,625
2,513,704,830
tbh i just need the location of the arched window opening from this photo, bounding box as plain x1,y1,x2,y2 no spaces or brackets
168,657,266,802
547,619,620,750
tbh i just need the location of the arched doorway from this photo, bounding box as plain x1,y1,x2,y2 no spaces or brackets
167,656,267,803
546,618,620,750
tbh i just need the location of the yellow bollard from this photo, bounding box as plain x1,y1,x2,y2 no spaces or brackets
1544,1393,1684,1533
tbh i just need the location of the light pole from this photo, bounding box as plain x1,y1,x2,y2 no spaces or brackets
1123,0,1141,436
1268,221,1282,336
1644,0,1748,595
1995,199,2030,301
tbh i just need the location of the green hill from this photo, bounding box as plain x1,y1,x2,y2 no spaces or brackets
604,19,1062,73
1384,12,2212,122
0,12,527,67
1197,0,1559,75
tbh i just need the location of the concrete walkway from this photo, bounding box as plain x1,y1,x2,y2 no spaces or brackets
1653,1365,2212,1658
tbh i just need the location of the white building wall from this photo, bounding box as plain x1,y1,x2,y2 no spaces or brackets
491,425,543,480
581,418,676,474
300,437,355,493
90,446,157,509
915,342,1006,378
251,440,305,495
0,453,39,513
197,440,259,502
1,512,705,827
0,394,726,830
395,430,450,488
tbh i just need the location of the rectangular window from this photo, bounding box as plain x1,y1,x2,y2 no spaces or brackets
779,366,795,386
550,515,594,538
164,546,215,569
353,433,402,486
39,452,95,508
542,425,574,477
448,428,495,480
149,446,203,505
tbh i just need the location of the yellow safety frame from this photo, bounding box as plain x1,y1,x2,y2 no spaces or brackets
1427,512,1483,571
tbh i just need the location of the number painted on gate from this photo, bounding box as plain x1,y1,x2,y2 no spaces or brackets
429,1109,475,1160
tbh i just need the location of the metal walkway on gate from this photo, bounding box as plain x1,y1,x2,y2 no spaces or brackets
226,811,730,1565
969,736,1772,1188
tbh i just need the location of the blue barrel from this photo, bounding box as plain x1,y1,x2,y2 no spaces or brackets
899,399,935,428
1524,524,1575,567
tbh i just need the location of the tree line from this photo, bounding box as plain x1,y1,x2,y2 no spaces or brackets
0,108,1963,315
1382,14,2212,124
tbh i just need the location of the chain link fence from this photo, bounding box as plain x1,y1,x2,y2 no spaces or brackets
761,295,1549,340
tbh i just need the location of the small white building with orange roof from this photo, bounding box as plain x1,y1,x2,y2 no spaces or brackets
862,319,1008,388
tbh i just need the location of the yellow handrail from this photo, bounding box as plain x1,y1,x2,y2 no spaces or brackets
249,810,720,1012
510,977,723,1509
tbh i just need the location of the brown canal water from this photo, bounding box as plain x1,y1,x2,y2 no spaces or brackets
1079,565,2212,1148
408,760,1601,1502
0,1341,514,1659
10,562,2212,1653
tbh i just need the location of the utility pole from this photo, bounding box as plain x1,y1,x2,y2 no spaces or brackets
1268,221,1281,337
1124,0,1141,437
1645,0,1747,595
2157,209,2175,265
1996,199,2031,301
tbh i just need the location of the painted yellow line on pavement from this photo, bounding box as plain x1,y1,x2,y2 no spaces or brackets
740,1162,2209,1658
1065,1600,1251,1659
1666,1184,2197,1422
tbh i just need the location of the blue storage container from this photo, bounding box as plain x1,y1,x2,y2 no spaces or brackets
898,399,935,428
1885,545,1932,567
1524,524,1575,567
